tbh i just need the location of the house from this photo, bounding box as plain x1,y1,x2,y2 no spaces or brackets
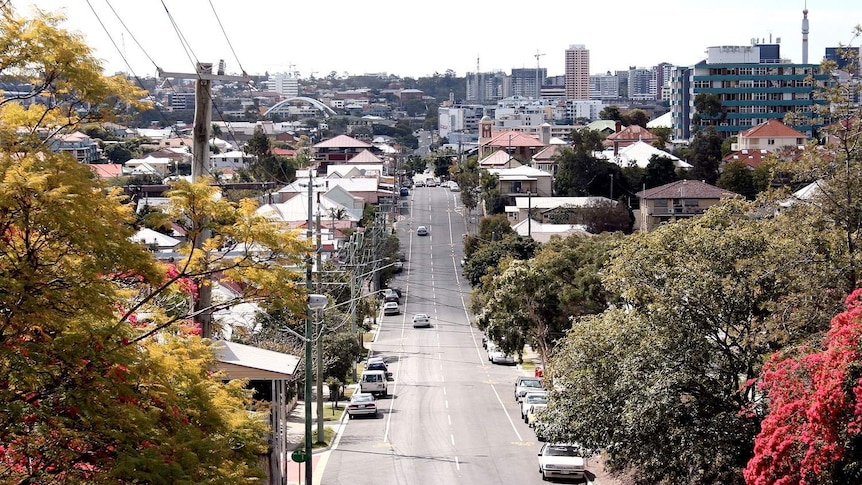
721,149,771,170
486,165,554,198
505,196,616,226
603,123,658,154
530,144,565,175
49,131,101,163
211,150,253,170
125,155,172,176
600,140,692,170
511,218,590,243
477,116,547,160
583,120,618,136
312,134,373,174
211,340,299,485
478,149,522,170
733,119,808,152
90,163,124,180
635,180,741,232
129,227,181,252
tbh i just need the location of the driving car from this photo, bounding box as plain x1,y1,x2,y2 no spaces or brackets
383,301,400,315
399,187,409,196
520,391,548,420
347,392,379,418
426,179,439,187
515,376,544,402
416,225,428,236
415,179,425,187
383,289,399,303
412,313,431,328
366,357,393,380
537,443,586,481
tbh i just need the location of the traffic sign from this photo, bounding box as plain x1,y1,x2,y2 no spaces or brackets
291,449,307,463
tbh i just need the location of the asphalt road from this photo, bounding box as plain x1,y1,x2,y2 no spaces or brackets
319,185,559,485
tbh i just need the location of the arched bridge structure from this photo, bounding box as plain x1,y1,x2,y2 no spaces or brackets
263,96,337,118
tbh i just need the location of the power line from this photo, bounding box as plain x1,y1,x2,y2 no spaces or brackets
207,0,247,76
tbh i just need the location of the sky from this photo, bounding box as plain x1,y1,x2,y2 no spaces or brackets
10,0,860,80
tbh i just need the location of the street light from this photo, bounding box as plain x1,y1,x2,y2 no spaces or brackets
304,293,327,485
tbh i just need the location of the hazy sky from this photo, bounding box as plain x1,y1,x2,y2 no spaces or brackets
11,0,860,79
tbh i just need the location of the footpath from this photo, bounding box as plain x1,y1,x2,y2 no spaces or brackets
282,386,348,485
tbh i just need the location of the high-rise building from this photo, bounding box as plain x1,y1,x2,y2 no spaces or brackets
565,44,590,100
589,72,619,100
670,43,829,140
628,66,657,101
264,73,299,98
466,71,507,103
510,68,547,99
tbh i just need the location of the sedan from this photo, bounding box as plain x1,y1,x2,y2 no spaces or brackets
412,313,431,328
538,443,586,481
527,403,548,428
515,376,544,402
347,392,379,419
416,225,428,236
383,301,400,315
489,348,516,365
520,391,548,420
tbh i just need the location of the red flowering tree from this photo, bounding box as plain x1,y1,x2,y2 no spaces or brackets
745,288,862,484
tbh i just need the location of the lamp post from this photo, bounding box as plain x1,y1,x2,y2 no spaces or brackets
305,293,328,485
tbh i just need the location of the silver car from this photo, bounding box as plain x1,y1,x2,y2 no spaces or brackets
347,392,379,418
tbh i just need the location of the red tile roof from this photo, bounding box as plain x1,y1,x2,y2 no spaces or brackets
89,163,123,179
738,119,808,139
637,179,740,200
605,124,657,142
723,149,770,169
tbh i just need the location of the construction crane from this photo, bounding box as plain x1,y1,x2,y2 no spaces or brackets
534,50,545,100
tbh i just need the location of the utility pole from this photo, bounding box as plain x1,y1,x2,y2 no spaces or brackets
303,170,314,485
157,62,250,339
315,196,325,443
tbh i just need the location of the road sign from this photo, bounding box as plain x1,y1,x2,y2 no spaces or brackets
291,449,307,463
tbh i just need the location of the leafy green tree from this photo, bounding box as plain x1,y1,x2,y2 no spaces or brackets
600,105,622,121
650,126,672,149
241,126,296,183
463,233,538,288
642,154,679,189
622,109,649,128
103,142,134,163
451,156,480,214
543,200,837,484
554,133,619,197
717,159,756,199
692,92,726,127
684,126,723,184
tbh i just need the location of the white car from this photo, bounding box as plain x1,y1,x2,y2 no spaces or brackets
383,301,400,315
520,391,548,420
347,392,379,418
537,443,586,481
489,347,516,365
515,376,544,402
527,402,548,428
416,225,428,236
412,313,431,328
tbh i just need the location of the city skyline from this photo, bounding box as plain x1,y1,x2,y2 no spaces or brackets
10,0,859,80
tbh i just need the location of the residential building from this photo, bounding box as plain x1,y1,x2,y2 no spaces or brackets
565,44,590,100
168,92,195,110
486,165,554,198
733,119,808,152
506,196,613,226
566,99,605,122
628,66,657,101
599,140,692,170
670,42,830,141
466,71,506,103
603,124,659,153
825,46,860,74
635,180,741,232
49,131,101,163
438,105,486,138
312,134,373,174
478,117,547,160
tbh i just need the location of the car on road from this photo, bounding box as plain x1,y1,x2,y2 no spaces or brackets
415,179,425,187
383,301,400,315
412,313,431,328
383,289,400,303
489,347,516,365
416,225,428,236
520,391,548,420
347,392,379,418
426,179,439,187
449,182,461,192
527,402,548,428
537,443,587,481
366,357,393,380
359,370,388,397
515,376,544,402
399,187,409,196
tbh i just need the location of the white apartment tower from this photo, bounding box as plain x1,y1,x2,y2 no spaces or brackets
565,44,590,100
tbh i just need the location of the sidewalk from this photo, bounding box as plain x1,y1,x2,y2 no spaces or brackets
282,387,350,485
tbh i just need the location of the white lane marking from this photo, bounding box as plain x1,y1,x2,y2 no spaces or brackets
489,382,523,442
455,456,460,470
451,434,455,446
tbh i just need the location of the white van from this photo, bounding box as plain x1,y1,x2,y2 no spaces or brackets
360,370,389,397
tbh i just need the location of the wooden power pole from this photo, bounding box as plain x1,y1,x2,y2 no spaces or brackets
157,62,250,338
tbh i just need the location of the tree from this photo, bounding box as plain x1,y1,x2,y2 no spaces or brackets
718,159,756,199
543,201,832,484
744,289,862,485
241,126,296,184
643,154,679,189
0,10,307,482
622,109,650,128
554,136,618,197
600,105,623,121
451,156,480,215
692,92,726,127
684,126,723,184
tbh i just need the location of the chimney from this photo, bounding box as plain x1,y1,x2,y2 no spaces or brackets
615,121,622,133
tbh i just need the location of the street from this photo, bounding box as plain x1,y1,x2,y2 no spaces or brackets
319,184,557,485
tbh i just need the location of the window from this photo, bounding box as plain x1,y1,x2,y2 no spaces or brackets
768,139,775,145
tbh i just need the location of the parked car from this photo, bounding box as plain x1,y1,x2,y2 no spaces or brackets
416,225,428,236
426,179,439,187
489,348,516,365
399,187,409,196
415,179,426,187
515,376,544,402
383,301,400,315
527,402,548,428
366,357,393,380
412,313,431,328
449,182,461,192
347,392,379,418
520,391,548,420
383,289,399,303
537,443,586,481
